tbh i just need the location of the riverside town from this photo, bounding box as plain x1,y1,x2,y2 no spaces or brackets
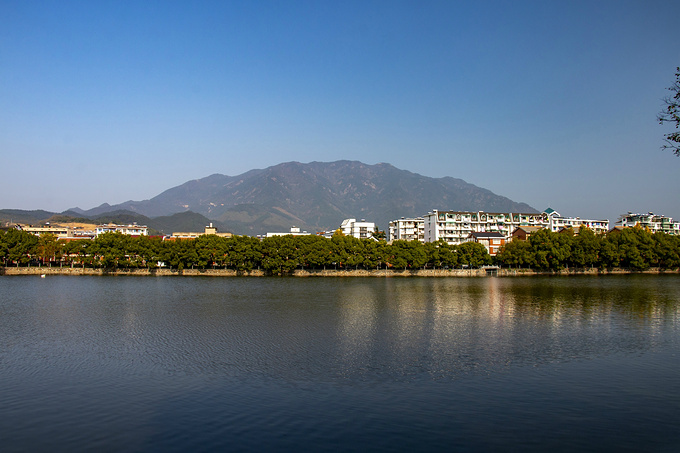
2,208,679,275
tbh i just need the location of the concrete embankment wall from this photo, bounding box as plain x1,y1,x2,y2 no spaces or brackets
0,267,264,277
1,266,678,277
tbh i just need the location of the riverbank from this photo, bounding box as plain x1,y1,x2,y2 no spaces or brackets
1,266,678,277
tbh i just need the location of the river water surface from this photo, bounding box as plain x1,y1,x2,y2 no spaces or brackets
1,275,679,452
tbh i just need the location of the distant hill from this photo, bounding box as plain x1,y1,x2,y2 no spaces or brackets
0,209,58,225
0,209,223,236
71,161,537,234
146,211,226,235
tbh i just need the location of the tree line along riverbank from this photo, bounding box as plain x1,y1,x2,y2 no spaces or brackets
1,226,679,275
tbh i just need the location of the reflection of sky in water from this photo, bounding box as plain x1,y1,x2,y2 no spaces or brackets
3,275,679,382
2,276,680,452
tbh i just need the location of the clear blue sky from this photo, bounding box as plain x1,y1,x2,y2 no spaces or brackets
2,0,679,223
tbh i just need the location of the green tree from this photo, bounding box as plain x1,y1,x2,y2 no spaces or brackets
653,233,680,269
342,236,365,269
618,226,655,270
227,235,263,271
386,240,428,269
132,235,164,268
2,229,39,265
362,239,387,269
261,235,299,274
658,66,680,156
387,240,412,269
528,229,572,270
423,241,445,268
330,235,362,269
496,239,534,268
195,234,225,268
457,242,491,268
569,227,601,269
177,239,199,270
372,229,386,240
297,235,332,269
600,232,622,268
37,234,61,266
91,232,130,268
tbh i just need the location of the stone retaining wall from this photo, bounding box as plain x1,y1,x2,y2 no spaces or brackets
2,266,677,277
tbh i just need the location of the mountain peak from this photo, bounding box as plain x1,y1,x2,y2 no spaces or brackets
76,161,536,234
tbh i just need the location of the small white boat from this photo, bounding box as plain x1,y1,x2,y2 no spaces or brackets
40,274,46,278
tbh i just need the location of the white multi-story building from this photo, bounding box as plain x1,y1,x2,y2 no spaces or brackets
544,208,609,234
95,223,148,237
265,226,311,238
423,210,548,245
323,218,376,239
388,217,424,242
616,212,680,235
341,218,375,239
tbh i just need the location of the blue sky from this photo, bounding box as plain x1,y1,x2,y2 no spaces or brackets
1,0,679,224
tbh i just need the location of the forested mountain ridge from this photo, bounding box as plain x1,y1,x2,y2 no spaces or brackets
69,161,537,234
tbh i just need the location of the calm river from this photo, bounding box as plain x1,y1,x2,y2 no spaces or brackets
1,275,679,452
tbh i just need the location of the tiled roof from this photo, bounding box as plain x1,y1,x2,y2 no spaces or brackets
513,226,544,233
469,232,505,238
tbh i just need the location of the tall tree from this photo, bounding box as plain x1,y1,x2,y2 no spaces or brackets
569,227,601,269
496,239,534,268
658,66,680,156
456,242,491,268
37,234,61,265
528,229,572,270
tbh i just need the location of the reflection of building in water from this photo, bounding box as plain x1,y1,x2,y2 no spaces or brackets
387,281,433,360
337,284,379,366
334,278,676,377
485,276,513,320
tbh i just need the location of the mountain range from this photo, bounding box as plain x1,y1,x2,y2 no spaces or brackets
63,161,537,234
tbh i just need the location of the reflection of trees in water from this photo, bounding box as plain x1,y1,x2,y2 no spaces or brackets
24,276,675,383
503,276,680,323
337,276,680,379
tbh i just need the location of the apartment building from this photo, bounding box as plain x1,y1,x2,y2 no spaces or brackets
341,218,375,239
95,223,148,237
544,208,609,234
423,210,548,245
265,226,311,238
388,217,424,242
616,212,680,235
172,223,233,239
18,224,73,238
322,218,376,239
